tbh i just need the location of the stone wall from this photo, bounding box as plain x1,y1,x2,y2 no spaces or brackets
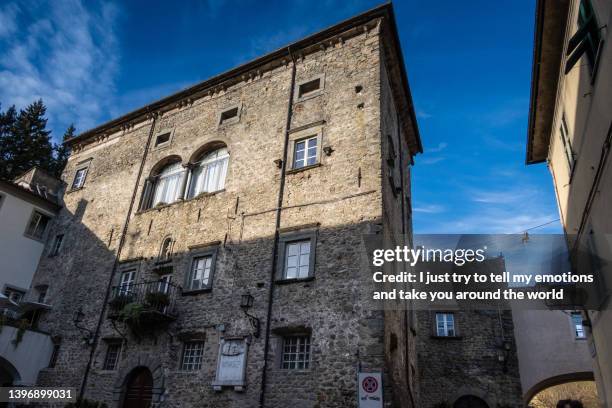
29,12,419,408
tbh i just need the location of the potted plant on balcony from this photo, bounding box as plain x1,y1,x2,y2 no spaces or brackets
144,291,170,309
109,293,134,311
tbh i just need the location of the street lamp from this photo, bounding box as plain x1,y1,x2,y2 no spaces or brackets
240,293,260,338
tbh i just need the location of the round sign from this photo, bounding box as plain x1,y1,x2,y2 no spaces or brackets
362,376,378,394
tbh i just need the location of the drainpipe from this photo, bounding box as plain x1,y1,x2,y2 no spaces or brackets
259,48,297,408
78,113,158,400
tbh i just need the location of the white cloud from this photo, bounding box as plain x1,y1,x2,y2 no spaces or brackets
416,109,433,119
427,142,447,153
0,3,19,39
0,0,120,141
413,204,445,214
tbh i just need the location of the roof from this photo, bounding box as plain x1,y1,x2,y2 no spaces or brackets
526,0,570,164
0,176,62,212
67,3,423,155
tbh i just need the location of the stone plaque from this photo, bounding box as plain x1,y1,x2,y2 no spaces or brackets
212,337,249,391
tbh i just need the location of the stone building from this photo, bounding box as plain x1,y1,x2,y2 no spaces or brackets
415,257,523,408
27,4,422,407
526,0,612,404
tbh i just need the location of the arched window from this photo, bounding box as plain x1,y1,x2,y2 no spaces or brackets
159,237,173,260
187,147,229,198
152,162,185,206
140,160,186,210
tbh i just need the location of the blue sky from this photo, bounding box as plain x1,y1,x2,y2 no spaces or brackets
0,0,562,234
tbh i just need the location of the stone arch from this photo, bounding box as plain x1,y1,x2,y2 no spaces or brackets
524,371,594,405
149,155,183,177
188,139,229,165
449,387,495,408
0,356,21,386
112,355,165,406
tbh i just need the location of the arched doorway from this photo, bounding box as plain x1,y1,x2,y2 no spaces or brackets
454,395,489,408
123,367,153,408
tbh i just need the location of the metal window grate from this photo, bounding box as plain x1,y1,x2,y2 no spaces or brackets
103,343,121,370
282,336,310,369
181,341,205,371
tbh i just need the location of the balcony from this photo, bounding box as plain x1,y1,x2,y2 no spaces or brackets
107,281,181,325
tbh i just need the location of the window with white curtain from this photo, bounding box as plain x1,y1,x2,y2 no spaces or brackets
188,147,229,198
152,162,185,206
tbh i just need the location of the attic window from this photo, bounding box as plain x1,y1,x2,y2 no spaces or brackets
155,132,171,147
298,78,321,98
219,107,239,125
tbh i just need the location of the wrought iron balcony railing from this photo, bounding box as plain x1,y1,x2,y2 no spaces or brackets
107,280,181,322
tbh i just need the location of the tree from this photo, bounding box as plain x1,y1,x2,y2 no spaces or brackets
50,123,75,177
0,99,73,179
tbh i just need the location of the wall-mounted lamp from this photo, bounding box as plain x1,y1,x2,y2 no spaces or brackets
323,146,334,156
72,307,94,346
240,293,260,338
274,159,283,169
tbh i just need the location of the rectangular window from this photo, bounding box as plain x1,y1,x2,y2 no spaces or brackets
25,210,51,240
565,0,602,76
298,78,321,98
293,136,318,169
219,107,239,125
119,270,135,295
281,335,311,369
154,132,171,147
572,312,586,338
71,167,88,189
181,341,205,371
189,256,213,290
436,313,455,337
37,286,48,303
49,234,64,256
103,343,121,370
3,288,25,304
284,240,311,279
560,114,575,174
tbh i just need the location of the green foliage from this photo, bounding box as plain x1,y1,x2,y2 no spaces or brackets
145,291,170,307
0,99,75,179
65,398,108,408
118,302,144,323
108,294,134,311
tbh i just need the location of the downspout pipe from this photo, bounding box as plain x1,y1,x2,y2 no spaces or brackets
259,47,297,408
78,113,158,400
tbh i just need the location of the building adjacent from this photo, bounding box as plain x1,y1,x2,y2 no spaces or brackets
28,4,422,407
526,0,612,405
0,167,61,387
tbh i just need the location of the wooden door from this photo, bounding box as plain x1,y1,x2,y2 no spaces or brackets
123,367,153,408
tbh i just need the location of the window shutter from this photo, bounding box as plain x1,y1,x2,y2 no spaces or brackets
140,179,153,210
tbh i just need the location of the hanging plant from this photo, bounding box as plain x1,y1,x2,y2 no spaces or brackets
109,294,134,311
11,319,29,347
145,291,170,308
118,303,144,323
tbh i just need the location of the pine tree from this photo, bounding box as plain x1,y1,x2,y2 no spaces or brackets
0,104,18,179
0,99,55,179
50,124,75,177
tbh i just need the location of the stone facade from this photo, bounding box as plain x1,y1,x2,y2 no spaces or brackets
28,4,421,407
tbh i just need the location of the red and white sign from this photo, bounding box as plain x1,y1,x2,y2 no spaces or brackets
358,372,382,408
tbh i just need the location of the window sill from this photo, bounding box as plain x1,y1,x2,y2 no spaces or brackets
181,288,212,296
286,163,321,175
295,91,323,103
136,189,227,215
275,277,315,285
218,119,240,128
430,335,462,340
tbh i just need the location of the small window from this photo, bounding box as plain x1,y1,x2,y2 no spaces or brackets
37,285,48,303
281,335,311,369
187,147,229,198
71,167,88,190
25,210,51,240
155,132,171,147
572,312,586,339
159,237,173,261
181,341,205,371
118,270,135,295
48,344,60,368
219,107,239,125
103,343,121,370
298,78,321,98
560,114,575,174
49,234,64,257
435,313,455,337
293,136,318,169
188,255,213,291
284,240,311,280
3,288,25,304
